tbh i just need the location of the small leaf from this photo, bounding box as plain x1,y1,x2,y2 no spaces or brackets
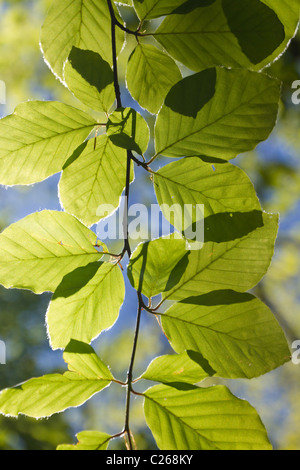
0,101,97,185
127,236,189,299
0,210,105,294
161,291,291,379
59,136,132,227
144,383,272,450
64,47,115,113
140,351,213,384
126,43,182,114
47,261,125,350
155,67,280,160
57,431,111,450
63,340,114,381
106,107,150,155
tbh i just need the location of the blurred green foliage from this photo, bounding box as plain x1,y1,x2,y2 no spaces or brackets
0,0,299,450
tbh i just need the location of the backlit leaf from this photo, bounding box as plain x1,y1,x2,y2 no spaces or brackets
0,210,105,294
140,351,213,384
41,0,124,79
57,431,111,450
126,43,182,114
64,47,115,113
47,261,125,350
153,0,299,71
161,291,290,378
0,101,97,185
59,136,131,227
106,107,150,155
154,67,280,160
144,383,272,450
127,236,189,299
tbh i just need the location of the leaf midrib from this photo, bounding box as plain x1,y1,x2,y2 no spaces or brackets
155,83,274,157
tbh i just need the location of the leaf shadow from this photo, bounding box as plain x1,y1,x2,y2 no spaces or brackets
62,141,88,170
164,68,216,118
183,209,264,244
172,0,216,14
52,262,103,300
67,47,114,93
222,0,285,65
179,289,254,306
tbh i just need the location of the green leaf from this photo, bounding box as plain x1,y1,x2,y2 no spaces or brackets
59,136,132,227
154,67,280,160
221,0,285,65
153,157,261,235
0,339,114,419
57,431,111,450
0,101,97,185
162,211,279,301
0,372,111,419
161,291,290,379
153,0,299,71
133,0,189,20
64,47,115,113
140,351,213,384
0,210,105,294
63,340,115,381
41,0,124,79
127,236,189,299
126,43,182,114
106,107,150,155
47,261,125,350
144,383,272,450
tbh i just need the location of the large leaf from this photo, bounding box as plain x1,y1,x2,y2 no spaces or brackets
0,373,110,419
57,431,111,450
47,261,125,350
64,47,115,113
162,211,278,301
126,43,182,114
127,236,189,299
154,67,280,160
133,0,189,20
0,210,105,294
144,383,272,450
140,351,213,384
40,0,124,79
59,136,130,227
0,101,97,185
0,342,112,418
161,291,290,379
128,212,278,300
154,157,261,235
153,0,299,71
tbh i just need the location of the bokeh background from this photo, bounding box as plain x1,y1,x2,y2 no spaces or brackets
0,0,299,450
